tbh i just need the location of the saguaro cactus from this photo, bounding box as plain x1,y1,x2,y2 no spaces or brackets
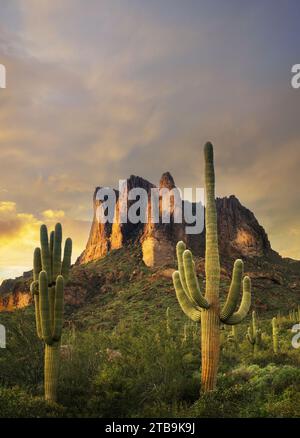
246,311,262,353
227,325,238,349
272,316,279,353
172,142,251,392
30,223,72,402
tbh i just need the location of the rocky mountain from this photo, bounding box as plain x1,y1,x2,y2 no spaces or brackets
78,172,277,267
1,172,299,314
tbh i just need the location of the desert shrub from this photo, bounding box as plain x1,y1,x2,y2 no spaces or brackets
185,381,257,418
58,329,108,414
0,386,65,418
0,309,43,390
184,363,300,418
264,388,300,417
87,321,200,417
240,363,300,397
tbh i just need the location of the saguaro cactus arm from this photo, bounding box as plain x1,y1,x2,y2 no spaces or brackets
61,237,72,281
52,223,62,282
31,247,42,339
221,277,251,325
173,240,209,322
53,275,64,341
183,249,209,309
40,225,52,283
220,259,244,321
176,241,189,297
39,270,53,345
172,271,201,322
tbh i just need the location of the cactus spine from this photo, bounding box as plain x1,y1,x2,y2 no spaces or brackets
30,223,72,402
246,311,262,353
272,316,279,353
172,142,251,392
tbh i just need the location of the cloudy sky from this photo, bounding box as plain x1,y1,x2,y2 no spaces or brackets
0,0,299,281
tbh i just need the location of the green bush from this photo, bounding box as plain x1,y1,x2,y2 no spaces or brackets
0,309,43,390
0,386,65,418
88,321,200,417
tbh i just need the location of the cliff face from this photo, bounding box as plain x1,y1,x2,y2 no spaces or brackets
0,273,32,311
78,172,276,267
216,195,272,258
78,176,155,264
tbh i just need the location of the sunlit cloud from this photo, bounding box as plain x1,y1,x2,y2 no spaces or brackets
0,201,91,282
0,201,16,213
42,209,65,220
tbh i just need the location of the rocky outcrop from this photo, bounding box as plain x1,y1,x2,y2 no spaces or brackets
141,172,186,267
78,173,276,268
216,196,272,258
0,291,32,311
78,176,155,264
0,273,32,311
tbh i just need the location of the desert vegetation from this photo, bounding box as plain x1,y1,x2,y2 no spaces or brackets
0,304,299,417
0,143,299,418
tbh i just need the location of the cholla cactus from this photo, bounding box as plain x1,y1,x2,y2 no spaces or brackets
30,223,72,402
172,142,251,392
246,311,262,353
272,316,279,353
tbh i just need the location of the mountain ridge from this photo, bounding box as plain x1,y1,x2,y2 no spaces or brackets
78,172,279,267
1,172,299,313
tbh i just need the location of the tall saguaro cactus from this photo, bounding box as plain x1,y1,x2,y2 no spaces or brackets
30,223,72,402
246,311,262,353
172,142,251,392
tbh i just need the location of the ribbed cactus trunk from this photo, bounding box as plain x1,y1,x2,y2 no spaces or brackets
201,143,220,392
44,343,60,401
